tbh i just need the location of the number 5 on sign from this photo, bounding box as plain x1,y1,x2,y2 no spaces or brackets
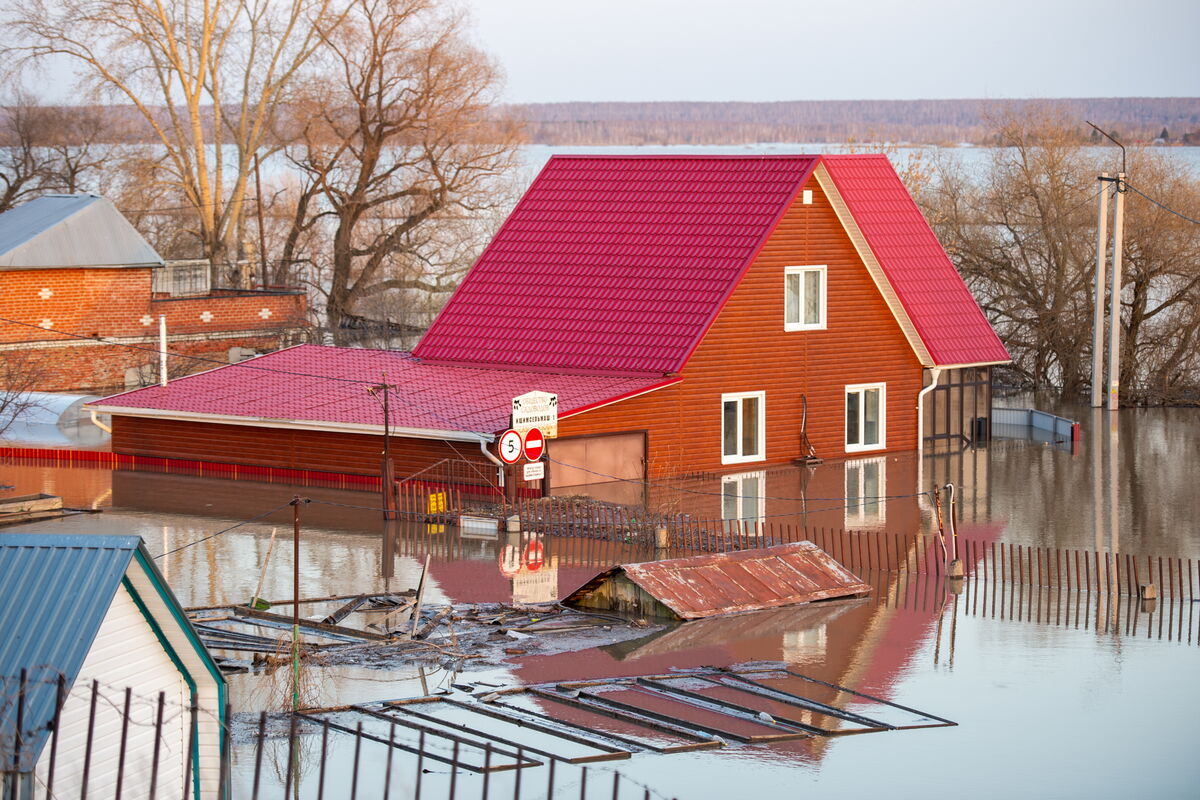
498,429,523,464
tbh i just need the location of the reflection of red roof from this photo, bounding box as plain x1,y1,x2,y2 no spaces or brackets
821,155,1010,367
415,155,820,374
93,344,677,437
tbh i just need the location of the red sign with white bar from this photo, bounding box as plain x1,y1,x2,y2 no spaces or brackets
523,427,545,461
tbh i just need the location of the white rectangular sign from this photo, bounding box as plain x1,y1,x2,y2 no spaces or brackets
523,461,545,481
512,391,558,438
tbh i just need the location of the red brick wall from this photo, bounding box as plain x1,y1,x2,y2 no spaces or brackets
0,267,307,391
558,179,924,477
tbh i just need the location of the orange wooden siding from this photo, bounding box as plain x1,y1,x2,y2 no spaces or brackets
558,180,923,476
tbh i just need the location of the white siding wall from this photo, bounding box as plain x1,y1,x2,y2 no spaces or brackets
34,585,190,798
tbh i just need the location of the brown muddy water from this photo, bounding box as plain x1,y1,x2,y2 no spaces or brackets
4,406,1200,798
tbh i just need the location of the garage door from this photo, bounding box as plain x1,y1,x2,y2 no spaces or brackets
547,432,646,505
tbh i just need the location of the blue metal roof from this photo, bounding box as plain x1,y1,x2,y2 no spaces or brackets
0,534,139,770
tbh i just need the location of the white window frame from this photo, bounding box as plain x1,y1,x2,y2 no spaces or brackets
783,265,827,331
721,470,766,536
720,391,766,465
844,457,887,526
845,382,886,453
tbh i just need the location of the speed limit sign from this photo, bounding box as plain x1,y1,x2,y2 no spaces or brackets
498,429,523,464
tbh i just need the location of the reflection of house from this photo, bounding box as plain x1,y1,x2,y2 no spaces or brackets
0,534,225,800
92,156,1007,491
0,194,306,392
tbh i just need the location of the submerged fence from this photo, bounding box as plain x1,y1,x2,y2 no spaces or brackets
0,674,671,800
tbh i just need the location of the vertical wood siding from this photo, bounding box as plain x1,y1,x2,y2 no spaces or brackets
558,180,923,477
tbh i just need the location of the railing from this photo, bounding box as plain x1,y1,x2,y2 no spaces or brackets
991,407,1079,447
152,260,212,297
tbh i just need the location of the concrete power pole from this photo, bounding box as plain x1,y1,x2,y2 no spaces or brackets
1108,173,1125,410
1090,173,1110,408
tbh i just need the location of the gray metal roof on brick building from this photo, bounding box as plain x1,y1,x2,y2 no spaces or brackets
0,194,163,270
0,534,140,764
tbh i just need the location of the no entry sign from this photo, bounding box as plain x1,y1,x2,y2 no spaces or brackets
523,427,546,460
498,429,523,464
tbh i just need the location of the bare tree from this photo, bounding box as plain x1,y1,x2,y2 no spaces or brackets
919,106,1200,404
5,0,338,284
0,350,47,437
280,0,522,342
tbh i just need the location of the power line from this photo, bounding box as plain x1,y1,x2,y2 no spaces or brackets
155,500,296,558
1123,181,1200,227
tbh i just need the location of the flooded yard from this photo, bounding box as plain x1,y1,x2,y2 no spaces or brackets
4,405,1199,797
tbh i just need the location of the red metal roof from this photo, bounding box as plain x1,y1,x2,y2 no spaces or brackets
414,155,820,375
92,344,677,437
564,542,871,620
821,155,1010,367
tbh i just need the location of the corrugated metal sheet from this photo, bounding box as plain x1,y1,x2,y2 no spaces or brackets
92,344,679,437
0,534,137,770
565,542,871,620
0,194,164,270
821,155,1010,367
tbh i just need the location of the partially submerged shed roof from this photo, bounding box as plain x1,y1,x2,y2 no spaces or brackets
0,194,164,270
563,541,871,621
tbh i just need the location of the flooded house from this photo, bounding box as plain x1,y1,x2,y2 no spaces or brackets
89,155,1008,511
0,194,306,393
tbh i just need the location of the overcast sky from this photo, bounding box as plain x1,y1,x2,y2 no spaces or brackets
463,0,1199,103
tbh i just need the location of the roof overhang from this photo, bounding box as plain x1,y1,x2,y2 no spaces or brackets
86,404,494,444
813,162,935,368
560,377,682,419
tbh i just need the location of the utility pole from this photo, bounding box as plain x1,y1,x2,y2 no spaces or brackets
290,495,302,712
1086,122,1127,411
1090,173,1110,408
368,374,397,519
1108,173,1125,410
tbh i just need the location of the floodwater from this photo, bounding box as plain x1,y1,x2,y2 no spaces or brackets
4,405,1200,798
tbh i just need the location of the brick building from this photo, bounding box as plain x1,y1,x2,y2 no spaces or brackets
0,194,306,392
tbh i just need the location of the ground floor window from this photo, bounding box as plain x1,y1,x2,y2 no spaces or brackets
721,391,765,464
845,457,886,525
845,383,885,452
722,470,765,535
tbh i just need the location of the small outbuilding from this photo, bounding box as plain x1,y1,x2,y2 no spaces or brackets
562,541,871,621
0,534,226,800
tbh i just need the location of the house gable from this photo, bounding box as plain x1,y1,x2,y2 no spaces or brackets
556,175,925,471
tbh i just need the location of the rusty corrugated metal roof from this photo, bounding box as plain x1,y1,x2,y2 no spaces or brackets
566,542,871,620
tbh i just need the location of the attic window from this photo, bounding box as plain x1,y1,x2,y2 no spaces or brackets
784,265,826,331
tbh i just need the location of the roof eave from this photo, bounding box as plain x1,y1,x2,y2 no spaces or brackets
813,161,936,367
86,404,495,443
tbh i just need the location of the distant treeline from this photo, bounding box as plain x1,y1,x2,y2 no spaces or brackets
506,98,1200,145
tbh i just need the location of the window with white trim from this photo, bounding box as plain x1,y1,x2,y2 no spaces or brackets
845,383,885,452
722,470,765,535
721,391,765,464
845,457,887,525
784,265,827,330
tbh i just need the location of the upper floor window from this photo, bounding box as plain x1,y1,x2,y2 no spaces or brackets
721,391,765,464
846,383,885,452
784,265,827,331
